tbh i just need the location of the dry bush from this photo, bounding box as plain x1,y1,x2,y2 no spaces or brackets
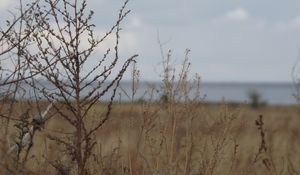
91,44,244,175
91,43,300,175
0,1,52,174
0,0,137,174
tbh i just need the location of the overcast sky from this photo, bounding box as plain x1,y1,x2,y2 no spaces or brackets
1,0,300,82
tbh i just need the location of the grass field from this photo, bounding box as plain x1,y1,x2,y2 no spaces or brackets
1,101,299,175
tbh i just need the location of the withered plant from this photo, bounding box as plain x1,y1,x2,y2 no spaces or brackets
2,0,137,174
130,38,203,174
0,0,48,170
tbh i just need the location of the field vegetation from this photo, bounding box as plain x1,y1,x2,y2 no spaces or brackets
0,0,299,175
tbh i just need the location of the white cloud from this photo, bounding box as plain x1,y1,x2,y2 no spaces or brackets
224,8,249,21
128,16,143,28
211,7,266,31
290,15,300,28
0,0,14,9
96,29,138,54
94,16,151,55
273,15,300,31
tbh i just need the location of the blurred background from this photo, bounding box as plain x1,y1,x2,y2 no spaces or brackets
1,0,299,104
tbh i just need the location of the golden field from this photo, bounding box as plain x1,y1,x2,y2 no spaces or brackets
1,101,299,175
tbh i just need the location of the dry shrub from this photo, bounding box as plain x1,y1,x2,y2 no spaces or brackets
0,0,137,174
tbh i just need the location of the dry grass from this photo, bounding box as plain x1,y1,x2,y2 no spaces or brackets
1,101,299,175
